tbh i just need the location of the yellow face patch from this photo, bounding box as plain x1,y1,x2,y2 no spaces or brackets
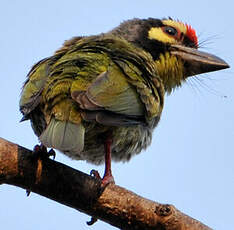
148,20,187,44
162,20,187,34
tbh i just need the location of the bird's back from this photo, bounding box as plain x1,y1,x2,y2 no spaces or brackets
20,35,164,164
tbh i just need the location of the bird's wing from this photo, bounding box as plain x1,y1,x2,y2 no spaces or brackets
20,35,163,154
41,35,163,126
19,58,51,119
71,63,146,126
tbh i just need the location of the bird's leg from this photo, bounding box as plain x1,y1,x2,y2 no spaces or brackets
87,134,115,225
102,134,115,186
26,144,55,196
90,133,115,187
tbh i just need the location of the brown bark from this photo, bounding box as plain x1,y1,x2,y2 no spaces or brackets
0,137,212,230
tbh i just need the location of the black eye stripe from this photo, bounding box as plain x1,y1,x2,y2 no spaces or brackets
163,26,177,36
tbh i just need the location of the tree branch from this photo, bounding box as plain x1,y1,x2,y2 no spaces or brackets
0,137,211,230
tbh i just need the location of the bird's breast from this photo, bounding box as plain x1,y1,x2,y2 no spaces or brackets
71,117,160,165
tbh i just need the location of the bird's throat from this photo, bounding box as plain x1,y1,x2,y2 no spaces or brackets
154,52,184,93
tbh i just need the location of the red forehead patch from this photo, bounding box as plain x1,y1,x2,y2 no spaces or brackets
186,24,198,48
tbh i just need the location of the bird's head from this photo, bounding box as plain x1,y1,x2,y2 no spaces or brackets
110,18,229,93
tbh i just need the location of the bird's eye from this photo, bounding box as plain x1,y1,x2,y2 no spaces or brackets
163,26,177,36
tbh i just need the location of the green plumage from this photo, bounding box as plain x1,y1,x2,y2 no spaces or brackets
20,35,164,164
20,18,228,165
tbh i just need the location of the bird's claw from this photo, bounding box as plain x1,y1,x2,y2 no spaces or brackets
90,169,102,180
26,190,31,196
90,169,115,187
48,149,56,160
32,144,56,160
86,216,98,226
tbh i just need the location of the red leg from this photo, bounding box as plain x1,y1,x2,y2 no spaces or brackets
102,135,115,186
90,134,115,187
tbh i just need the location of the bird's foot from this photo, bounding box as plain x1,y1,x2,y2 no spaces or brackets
102,173,115,186
90,169,115,187
26,144,56,196
32,144,56,160
87,169,114,227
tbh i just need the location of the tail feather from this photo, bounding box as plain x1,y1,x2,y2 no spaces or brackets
39,117,85,156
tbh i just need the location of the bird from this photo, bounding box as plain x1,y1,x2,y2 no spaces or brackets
19,17,229,186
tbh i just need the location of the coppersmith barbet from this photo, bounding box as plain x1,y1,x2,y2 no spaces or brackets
20,18,229,185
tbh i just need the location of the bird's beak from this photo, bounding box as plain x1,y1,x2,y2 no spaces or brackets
171,44,229,77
